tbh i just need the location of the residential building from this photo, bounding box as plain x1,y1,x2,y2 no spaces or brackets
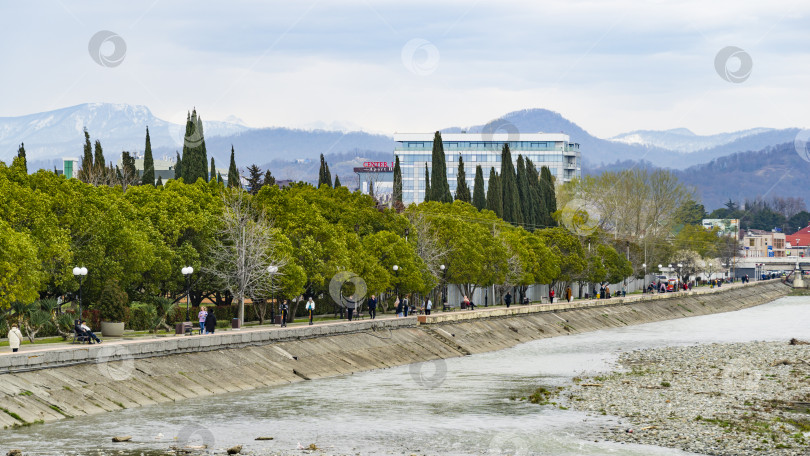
701,218,740,239
740,229,786,257
62,158,79,179
787,221,810,257
393,132,581,204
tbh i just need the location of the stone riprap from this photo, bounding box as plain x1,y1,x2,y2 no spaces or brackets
566,340,810,456
0,280,789,429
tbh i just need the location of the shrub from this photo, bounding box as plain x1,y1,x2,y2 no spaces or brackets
96,279,129,322
128,301,157,331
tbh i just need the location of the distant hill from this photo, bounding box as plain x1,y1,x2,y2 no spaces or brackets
608,127,774,153
587,144,810,210
674,142,810,210
2,103,806,207
445,108,679,167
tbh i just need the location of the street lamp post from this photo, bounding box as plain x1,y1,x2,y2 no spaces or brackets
268,265,278,324
72,266,88,319
642,263,647,293
440,264,446,310
181,266,194,322
393,265,399,301
677,263,683,289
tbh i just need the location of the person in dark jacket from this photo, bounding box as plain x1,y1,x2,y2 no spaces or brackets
280,300,289,327
367,294,377,319
504,292,512,308
204,311,217,334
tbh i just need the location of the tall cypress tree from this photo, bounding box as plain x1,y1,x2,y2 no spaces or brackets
142,127,154,186
486,167,503,218
181,110,208,183
540,166,557,226
393,156,403,203
16,143,27,174
93,140,107,184
209,157,216,182
499,144,522,226
156,175,163,187
516,155,535,227
429,131,452,202
472,165,486,210
228,145,240,188
334,175,341,188
423,164,431,203
454,156,471,203
78,129,94,182
318,154,333,188
197,114,208,181
174,151,182,180
525,158,547,230
217,172,223,184
263,169,275,188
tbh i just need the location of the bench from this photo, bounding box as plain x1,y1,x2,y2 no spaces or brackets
176,322,201,336
442,302,459,311
71,330,90,344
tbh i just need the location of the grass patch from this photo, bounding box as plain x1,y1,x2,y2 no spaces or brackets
526,386,562,405
1,408,25,423
661,381,671,388
0,336,64,347
18,390,32,396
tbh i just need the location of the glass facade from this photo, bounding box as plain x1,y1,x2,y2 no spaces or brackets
393,133,581,204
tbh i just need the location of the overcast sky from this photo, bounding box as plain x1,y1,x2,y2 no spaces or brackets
1,0,808,138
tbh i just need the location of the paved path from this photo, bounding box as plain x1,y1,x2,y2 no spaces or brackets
0,281,755,358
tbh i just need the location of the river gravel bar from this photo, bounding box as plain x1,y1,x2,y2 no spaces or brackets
567,340,810,455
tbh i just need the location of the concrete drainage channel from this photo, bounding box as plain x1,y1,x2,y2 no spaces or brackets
0,281,790,429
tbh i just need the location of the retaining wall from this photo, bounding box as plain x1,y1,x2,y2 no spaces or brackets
0,281,790,429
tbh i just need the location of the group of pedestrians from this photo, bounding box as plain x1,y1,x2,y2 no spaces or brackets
196,306,218,334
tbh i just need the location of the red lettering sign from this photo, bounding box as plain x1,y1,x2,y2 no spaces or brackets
363,161,393,167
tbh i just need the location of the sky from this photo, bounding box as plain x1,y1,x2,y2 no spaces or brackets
1,0,809,138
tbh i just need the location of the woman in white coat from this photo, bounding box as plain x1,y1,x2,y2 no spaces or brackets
8,323,23,353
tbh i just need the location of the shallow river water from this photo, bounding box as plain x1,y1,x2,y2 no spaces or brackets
3,296,810,456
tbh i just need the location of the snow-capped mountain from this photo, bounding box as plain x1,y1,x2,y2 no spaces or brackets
0,103,250,163
608,127,774,153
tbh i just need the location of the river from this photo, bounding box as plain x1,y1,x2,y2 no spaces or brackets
3,296,809,455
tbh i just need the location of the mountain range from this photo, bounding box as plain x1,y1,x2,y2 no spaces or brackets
0,103,804,209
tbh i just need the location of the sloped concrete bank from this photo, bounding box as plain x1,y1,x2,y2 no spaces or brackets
0,281,789,429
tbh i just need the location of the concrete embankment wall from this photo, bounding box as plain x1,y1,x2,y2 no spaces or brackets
0,281,789,429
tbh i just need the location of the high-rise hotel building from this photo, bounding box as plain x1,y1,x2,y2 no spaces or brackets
393,132,581,204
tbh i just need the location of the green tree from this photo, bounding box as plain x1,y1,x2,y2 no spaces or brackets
676,198,706,225
16,143,26,174
429,131,452,202
539,166,557,227
228,146,240,188
423,164,431,203
174,151,182,181
334,174,341,188
454,156,471,203
156,175,163,187
393,156,403,203
318,154,332,188
500,144,522,226
0,219,42,310
472,165,486,210
516,155,533,226
180,110,208,184
263,169,276,188
77,129,94,183
535,226,585,288
246,164,263,195
209,157,216,183
142,127,155,186
486,167,503,218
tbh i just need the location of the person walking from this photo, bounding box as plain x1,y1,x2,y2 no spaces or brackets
549,289,555,304
8,323,23,353
367,294,377,319
425,297,432,315
280,300,289,327
204,310,217,334
198,306,208,334
346,295,355,322
504,292,512,308
395,298,403,318
305,297,315,325
566,286,572,303
402,295,410,317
